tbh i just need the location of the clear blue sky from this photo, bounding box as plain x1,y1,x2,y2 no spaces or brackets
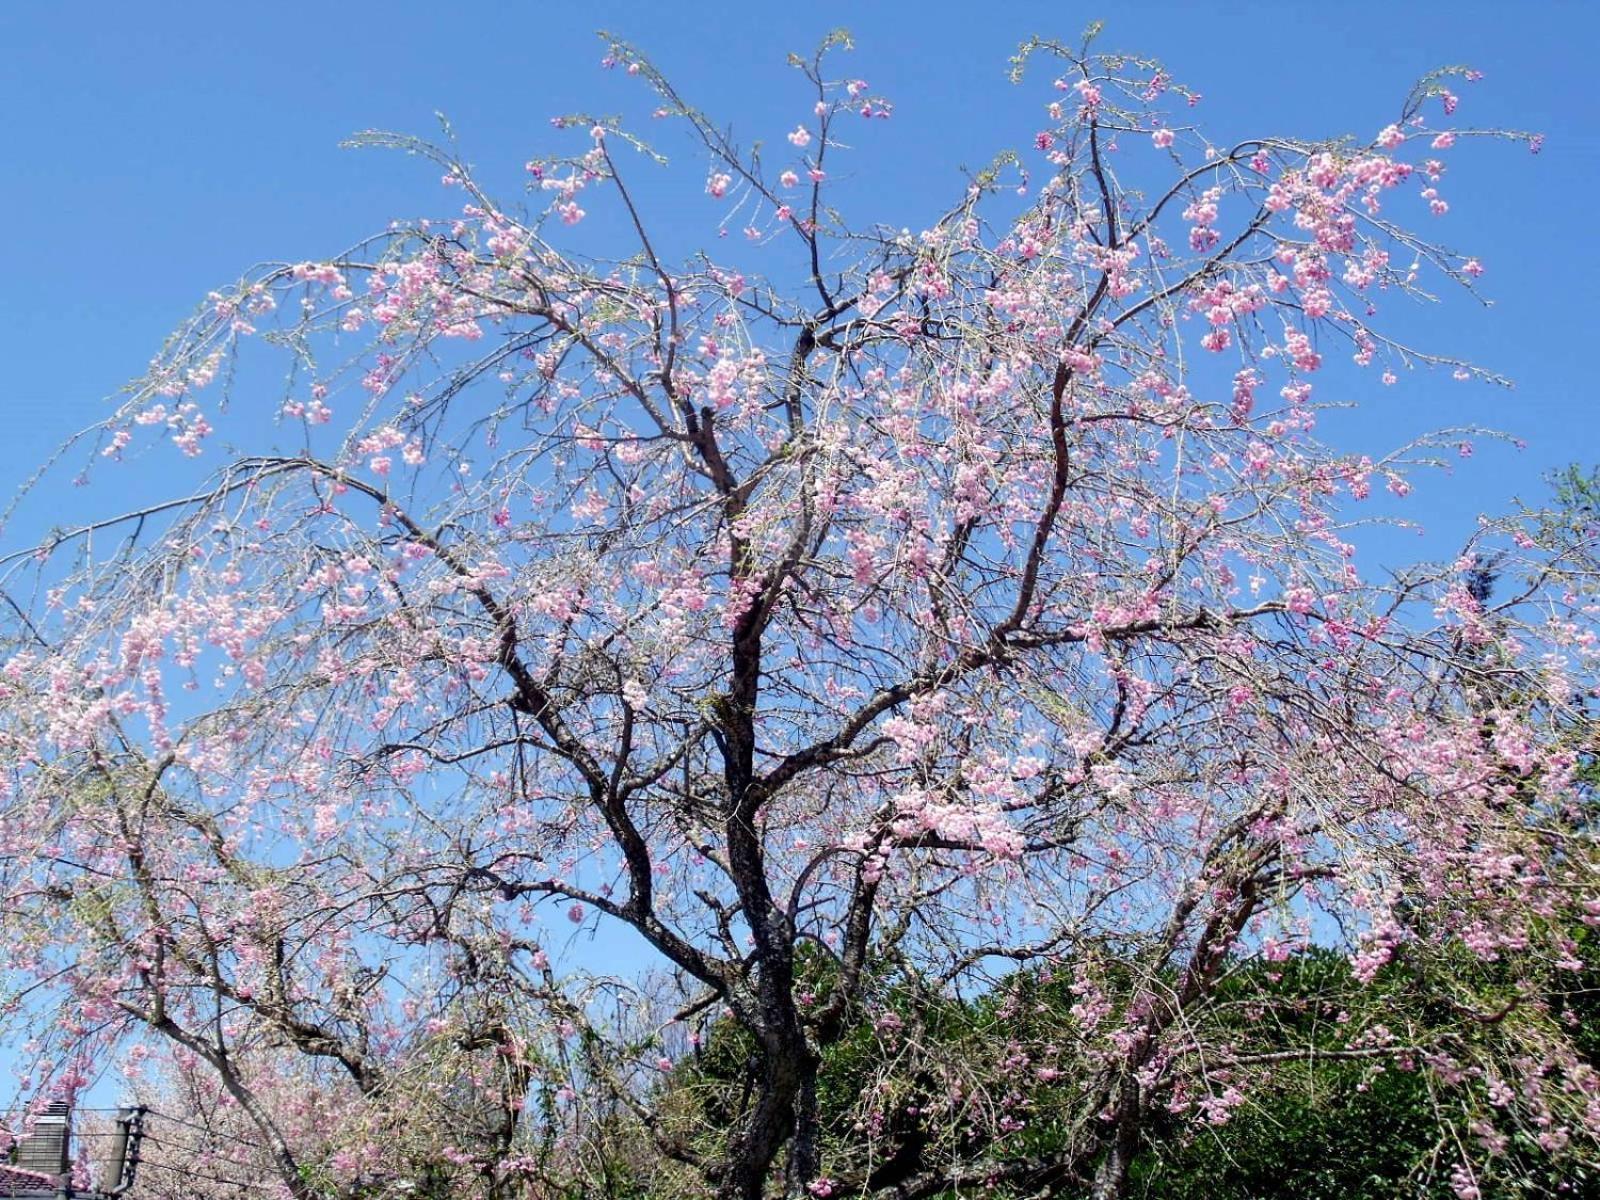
2,0,1597,552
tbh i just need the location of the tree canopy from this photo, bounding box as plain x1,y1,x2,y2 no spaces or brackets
0,28,1594,1200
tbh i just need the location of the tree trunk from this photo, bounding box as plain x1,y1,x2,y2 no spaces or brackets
1090,1080,1141,1200
718,1045,800,1200
783,1056,822,1198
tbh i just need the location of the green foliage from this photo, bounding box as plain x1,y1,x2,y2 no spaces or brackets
1132,1061,1453,1200
650,942,1599,1199
1133,1055,1600,1200
1549,464,1600,532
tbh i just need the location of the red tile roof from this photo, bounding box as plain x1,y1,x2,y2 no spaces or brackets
0,1163,57,1197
